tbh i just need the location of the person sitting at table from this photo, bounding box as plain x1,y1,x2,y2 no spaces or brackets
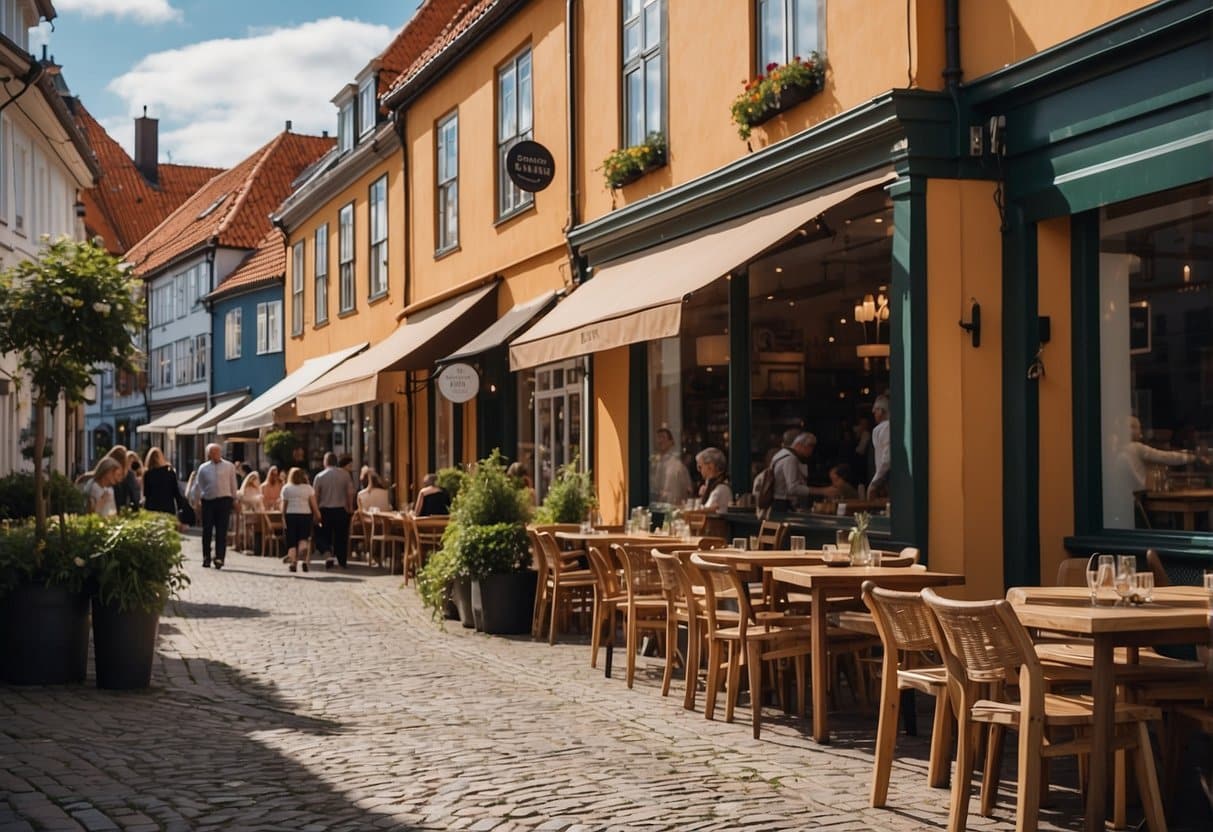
772,432,835,511
260,466,284,511
826,464,859,500
358,471,393,512
414,473,451,516
695,447,732,514
238,471,264,512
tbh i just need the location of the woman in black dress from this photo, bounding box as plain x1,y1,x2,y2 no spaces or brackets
142,447,184,517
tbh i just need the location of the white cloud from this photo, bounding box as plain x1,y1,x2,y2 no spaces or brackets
55,0,183,24
103,18,394,167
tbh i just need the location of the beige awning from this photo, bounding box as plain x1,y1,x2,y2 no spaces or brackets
216,343,368,435
295,281,498,416
509,169,896,370
174,394,250,436
135,404,205,435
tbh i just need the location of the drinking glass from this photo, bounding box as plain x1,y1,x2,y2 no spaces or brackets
821,543,838,563
1086,566,1101,606
1133,572,1154,604
1114,567,1134,606
731,537,747,551
1203,570,1213,601
790,535,806,553
836,529,851,550
748,536,760,552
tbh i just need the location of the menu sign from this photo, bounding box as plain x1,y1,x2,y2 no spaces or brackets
437,363,480,403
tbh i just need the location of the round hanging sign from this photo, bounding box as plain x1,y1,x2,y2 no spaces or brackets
437,363,480,403
505,140,555,192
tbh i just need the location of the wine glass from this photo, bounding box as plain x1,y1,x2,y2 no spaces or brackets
1085,565,1101,606
1114,556,1136,606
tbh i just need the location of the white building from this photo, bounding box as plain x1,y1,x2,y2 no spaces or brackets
0,1,99,478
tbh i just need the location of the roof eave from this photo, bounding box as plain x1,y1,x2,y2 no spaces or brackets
272,124,399,229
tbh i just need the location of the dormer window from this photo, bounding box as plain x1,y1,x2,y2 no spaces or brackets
338,102,354,154
358,77,377,136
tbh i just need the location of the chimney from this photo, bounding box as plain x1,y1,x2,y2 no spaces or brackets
134,106,159,186
285,119,292,132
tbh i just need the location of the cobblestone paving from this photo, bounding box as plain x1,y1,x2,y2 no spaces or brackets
3,534,1210,831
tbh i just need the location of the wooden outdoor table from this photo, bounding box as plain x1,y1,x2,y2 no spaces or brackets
1007,585,1212,832
769,565,964,743
1143,488,1213,530
554,531,715,548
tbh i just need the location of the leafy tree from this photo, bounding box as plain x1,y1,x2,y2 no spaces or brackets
262,429,299,470
0,238,144,541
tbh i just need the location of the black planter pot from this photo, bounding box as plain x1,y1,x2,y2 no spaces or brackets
91,599,160,690
0,583,90,685
449,578,475,629
471,571,537,635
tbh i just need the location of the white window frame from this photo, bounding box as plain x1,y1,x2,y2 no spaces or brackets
497,48,534,218
174,273,187,318
338,203,355,312
436,111,459,253
338,103,354,154
622,0,665,147
314,223,329,325
224,308,242,360
13,138,25,232
194,333,208,382
757,0,825,70
174,338,193,387
368,175,388,298
358,77,377,136
257,300,283,355
291,240,305,335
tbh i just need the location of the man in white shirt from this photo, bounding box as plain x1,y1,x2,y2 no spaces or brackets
187,443,239,569
869,395,891,498
650,427,692,506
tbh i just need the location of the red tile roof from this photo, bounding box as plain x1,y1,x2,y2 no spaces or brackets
375,0,472,100
209,228,285,300
73,103,222,255
124,131,334,278
383,0,497,102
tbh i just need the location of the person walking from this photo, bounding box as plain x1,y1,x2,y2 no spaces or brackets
77,457,123,517
187,443,239,569
281,467,321,573
104,445,139,510
142,447,187,524
313,451,355,569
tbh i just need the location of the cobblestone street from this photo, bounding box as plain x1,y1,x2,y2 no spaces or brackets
2,534,1209,831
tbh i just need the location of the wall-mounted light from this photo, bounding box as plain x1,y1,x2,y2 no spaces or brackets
959,299,982,348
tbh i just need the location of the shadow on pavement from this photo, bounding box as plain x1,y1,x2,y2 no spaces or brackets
168,599,270,619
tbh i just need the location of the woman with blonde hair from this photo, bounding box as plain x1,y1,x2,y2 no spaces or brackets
103,445,138,509
261,465,284,511
78,457,123,517
280,467,321,572
238,471,264,511
357,470,392,511
142,446,184,518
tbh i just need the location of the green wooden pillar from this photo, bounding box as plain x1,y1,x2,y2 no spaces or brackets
728,271,751,491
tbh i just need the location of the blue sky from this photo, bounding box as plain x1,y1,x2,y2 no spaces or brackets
36,1,424,166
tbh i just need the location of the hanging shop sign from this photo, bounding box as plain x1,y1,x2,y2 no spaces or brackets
505,140,555,192
437,363,480,403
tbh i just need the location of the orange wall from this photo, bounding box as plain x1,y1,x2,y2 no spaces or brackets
926,179,1004,600
579,0,933,222
1037,217,1073,584
961,0,1154,80
593,345,630,525
406,0,569,306
283,155,405,372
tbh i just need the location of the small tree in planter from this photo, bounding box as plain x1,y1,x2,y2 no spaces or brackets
534,455,597,525
262,429,299,471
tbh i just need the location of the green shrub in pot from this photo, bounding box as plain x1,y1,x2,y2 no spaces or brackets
534,455,597,524
91,511,189,613
0,514,104,600
435,466,466,505
0,472,86,522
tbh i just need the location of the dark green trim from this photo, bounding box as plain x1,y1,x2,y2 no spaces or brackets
473,349,512,462
452,401,464,464
627,343,649,510
1002,208,1041,590
888,175,928,557
426,377,436,473
1070,210,1103,535
1065,535,1213,565
728,271,751,491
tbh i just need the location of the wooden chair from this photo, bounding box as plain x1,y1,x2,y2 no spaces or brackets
535,531,596,644
414,516,448,571
861,581,954,806
614,543,674,689
258,511,284,560
585,543,629,671
650,550,696,701
922,588,1167,832
1145,549,1170,588
380,513,407,575
755,519,788,550
1163,702,1213,811
527,529,550,639
347,509,372,564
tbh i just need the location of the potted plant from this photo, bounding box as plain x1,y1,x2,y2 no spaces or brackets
90,511,189,689
262,429,300,471
435,465,467,505
0,237,143,684
417,525,473,627
418,450,534,634
0,515,100,684
602,132,667,190
534,455,597,525
730,53,826,140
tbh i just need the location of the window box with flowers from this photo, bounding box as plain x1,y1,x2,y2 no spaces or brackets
731,53,826,140
602,132,666,190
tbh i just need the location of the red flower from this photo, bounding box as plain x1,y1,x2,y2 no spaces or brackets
755,74,764,83
793,55,801,63
766,62,779,72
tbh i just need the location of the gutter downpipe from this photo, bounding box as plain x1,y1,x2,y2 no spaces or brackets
565,0,583,284
391,108,415,505
943,0,962,92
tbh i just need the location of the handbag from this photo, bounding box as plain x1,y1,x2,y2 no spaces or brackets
177,502,196,526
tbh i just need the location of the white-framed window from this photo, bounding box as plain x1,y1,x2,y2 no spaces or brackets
757,0,824,70
194,333,208,382
152,346,173,390
257,300,283,355
368,175,388,298
13,139,25,232
174,273,187,318
224,308,242,360
358,77,377,136
339,203,355,312
314,223,329,325
338,102,354,154
291,240,305,336
436,111,458,253
174,338,193,386
623,0,664,147
497,48,534,218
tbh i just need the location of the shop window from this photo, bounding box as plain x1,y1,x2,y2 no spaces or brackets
757,0,824,70
497,47,533,218
1096,183,1212,530
518,359,587,502
622,0,664,148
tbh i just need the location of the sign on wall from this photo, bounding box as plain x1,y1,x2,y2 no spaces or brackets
437,363,480,403
505,140,555,192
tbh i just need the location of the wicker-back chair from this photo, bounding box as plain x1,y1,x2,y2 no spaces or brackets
536,531,596,645
922,589,1166,832
860,582,953,806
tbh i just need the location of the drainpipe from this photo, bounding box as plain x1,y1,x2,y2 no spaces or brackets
0,61,43,116
390,108,415,502
564,0,584,285
943,0,962,91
